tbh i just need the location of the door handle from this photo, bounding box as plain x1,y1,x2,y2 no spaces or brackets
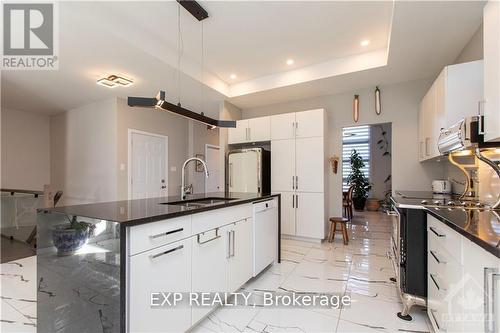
430,273,446,292
292,194,295,208
296,194,299,209
227,230,232,258
429,226,446,238
229,163,233,187
248,127,251,141
484,267,499,333
149,228,184,239
430,250,446,264
197,229,221,245
231,230,235,257
292,175,295,190
150,245,183,259
296,176,299,190
429,309,441,331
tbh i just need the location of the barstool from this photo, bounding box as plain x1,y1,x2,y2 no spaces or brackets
328,217,349,245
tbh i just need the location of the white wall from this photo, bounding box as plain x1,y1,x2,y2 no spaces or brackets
241,79,445,216
50,99,117,205
370,123,392,200
454,24,483,64
1,108,51,190
218,101,242,192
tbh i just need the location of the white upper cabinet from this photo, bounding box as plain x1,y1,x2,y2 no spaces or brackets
418,60,484,161
270,112,296,140
228,117,271,144
484,1,500,142
295,109,324,138
228,120,248,144
248,117,271,142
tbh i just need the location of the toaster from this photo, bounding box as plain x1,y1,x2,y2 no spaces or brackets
432,180,451,194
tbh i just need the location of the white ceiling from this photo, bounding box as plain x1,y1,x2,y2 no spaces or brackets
1,1,485,116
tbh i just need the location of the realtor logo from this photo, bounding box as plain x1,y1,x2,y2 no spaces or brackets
2,2,58,69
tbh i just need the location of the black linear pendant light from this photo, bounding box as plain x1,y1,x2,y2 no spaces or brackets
128,1,236,128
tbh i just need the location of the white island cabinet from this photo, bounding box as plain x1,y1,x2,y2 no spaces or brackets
126,198,278,332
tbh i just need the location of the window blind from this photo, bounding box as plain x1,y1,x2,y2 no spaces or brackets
342,125,370,191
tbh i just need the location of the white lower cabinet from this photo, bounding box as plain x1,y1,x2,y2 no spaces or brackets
127,206,261,332
223,218,253,292
278,191,296,235
191,227,227,324
296,192,324,239
427,214,500,333
129,238,192,333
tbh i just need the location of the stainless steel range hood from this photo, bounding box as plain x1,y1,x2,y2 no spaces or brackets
438,117,479,154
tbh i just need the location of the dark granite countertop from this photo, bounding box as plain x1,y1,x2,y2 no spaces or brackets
44,192,279,226
426,207,500,258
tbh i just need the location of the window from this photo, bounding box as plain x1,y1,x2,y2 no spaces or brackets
342,125,370,191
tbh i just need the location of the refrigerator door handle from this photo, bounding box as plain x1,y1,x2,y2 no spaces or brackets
229,163,233,187
292,194,295,208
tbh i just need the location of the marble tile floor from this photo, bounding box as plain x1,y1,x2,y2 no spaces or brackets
0,211,433,333
193,212,433,333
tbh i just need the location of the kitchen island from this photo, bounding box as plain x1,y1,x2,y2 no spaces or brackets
37,192,280,333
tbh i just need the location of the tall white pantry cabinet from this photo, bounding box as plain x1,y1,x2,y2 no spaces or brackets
270,109,327,240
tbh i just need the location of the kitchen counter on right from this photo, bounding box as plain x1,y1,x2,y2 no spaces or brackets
426,207,500,258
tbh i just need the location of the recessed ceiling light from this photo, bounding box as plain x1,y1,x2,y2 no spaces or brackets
286,59,294,66
230,74,237,80
360,40,370,47
97,75,133,88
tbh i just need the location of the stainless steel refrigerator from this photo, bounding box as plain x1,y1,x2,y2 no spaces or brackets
227,148,270,195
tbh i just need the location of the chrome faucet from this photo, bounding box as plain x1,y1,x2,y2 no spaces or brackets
181,157,209,200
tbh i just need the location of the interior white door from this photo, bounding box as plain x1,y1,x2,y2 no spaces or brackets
270,113,296,140
296,192,325,239
271,139,295,192
295,137,324,192
228,120,249,144
295,109,324,138
130,131,168,199
279,192,296,236
248,116,271,142
205,145,221,193
228,151,259,193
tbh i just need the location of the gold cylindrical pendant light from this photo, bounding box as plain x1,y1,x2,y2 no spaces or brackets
375,86,381,115
353,95,360,122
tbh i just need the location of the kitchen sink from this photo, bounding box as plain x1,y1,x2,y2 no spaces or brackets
159,197,238,207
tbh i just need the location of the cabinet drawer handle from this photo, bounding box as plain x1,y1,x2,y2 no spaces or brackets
226,231,231,258
197,229,221,245
429,226,446,238
430,273,446,292
150,227,184,239
429,309,442,331
231,230,235,257
150,245,183,259
296,176,299,190
430,250,446,264
296,194,299,209
484,267,499,333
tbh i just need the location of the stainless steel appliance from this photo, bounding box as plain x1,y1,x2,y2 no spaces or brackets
227,148,270,195
437,116,481,154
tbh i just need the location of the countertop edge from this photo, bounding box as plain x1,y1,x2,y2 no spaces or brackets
425,208,500,259
123,194,280,227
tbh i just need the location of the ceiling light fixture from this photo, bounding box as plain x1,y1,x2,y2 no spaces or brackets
96,75,133,88
286,59,294,65
360,40,370,47
230,74,237,80
127,1,235,129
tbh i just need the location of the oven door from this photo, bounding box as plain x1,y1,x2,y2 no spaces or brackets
387,205,400,281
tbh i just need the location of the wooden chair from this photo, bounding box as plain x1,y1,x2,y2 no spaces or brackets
328,217,349,245
343,185,354,220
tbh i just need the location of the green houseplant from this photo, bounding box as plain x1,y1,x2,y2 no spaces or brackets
347,149,372,211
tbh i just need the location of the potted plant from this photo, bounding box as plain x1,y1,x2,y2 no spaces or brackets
347,150,372,211
52,216,95,256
